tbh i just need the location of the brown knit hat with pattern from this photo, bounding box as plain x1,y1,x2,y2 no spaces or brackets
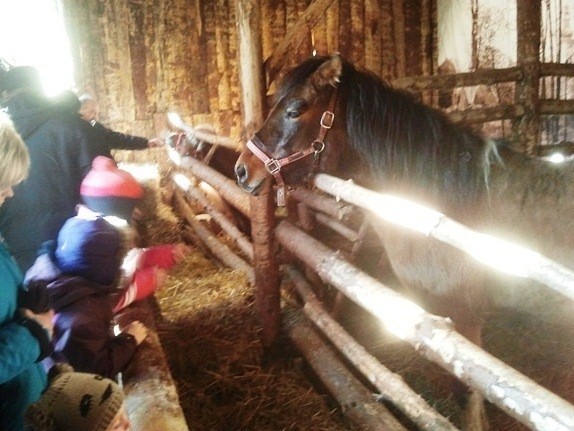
24,367,125,431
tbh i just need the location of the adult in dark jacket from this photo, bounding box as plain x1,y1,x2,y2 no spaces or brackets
79,94,163,160
0,113,54,431
0,66,95,272
25,215,148,379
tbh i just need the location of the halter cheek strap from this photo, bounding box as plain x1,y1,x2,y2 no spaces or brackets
174,132,188,155
245,91,337,206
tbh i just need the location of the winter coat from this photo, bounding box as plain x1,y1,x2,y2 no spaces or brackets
84,121,149,160
26,254,137,379
0,236,48,431
0,91,95,272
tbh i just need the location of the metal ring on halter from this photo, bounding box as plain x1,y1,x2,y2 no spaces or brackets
320,111,335,128
312,140,326,154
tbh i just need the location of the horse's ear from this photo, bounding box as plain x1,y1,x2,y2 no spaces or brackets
310,54,342,91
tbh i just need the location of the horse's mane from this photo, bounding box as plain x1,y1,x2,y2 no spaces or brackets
279,56,496,210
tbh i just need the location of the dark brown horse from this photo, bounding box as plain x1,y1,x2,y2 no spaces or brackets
166,124,239,180
234,54,574,430
166,125,250,235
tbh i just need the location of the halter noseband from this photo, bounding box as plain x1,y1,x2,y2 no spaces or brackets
246,90,337,206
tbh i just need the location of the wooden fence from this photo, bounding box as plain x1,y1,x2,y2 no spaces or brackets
166,142,574,430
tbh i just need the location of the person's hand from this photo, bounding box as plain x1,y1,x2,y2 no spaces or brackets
147,137,164,148
123,320,149,345
22,308,55,339
171,243,191,264
153,267,168,289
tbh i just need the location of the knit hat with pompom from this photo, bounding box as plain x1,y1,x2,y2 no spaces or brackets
80,156,143,222
24,365,125,431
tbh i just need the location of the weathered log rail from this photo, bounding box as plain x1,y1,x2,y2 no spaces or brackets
167,151,574,431
116,298,189,431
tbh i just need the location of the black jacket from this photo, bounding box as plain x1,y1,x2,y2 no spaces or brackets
84,121,149,160
0,92,95,272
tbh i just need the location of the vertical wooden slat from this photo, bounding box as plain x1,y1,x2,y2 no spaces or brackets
516,0,542,154
203,0,220,129
215,0,232,110
227,1,242,137
402,0,423,77
419,0,433,104
338,0,351,58
364,0,381,73
349,0,364,65
420,0,432,76
326,0,339,55
127,0,148,121
260,0,273,60
380,0,396,80
392,0,406,77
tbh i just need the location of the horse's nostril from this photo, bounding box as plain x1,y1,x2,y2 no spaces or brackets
235,163,247,182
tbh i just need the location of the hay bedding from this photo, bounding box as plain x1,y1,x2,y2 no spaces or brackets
138,179,358,431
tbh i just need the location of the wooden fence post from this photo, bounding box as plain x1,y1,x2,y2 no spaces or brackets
235,0,281,352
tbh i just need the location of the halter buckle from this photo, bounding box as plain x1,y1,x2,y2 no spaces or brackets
265,159,281,175
320,111,335,129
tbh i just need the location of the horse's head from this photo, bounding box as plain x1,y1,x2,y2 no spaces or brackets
235,54,346,204
166,124,217,159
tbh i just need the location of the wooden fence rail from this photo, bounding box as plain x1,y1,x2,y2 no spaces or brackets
275,218,574,431
169,154,574,430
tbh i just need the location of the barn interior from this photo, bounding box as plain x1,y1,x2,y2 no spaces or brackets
2,1,574,430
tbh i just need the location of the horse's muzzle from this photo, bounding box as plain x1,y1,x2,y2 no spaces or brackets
234,162,263,195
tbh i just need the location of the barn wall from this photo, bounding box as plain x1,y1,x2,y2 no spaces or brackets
61,0,434,144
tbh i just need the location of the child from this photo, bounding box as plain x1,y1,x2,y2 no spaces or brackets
25,157,188,378
25,214,149,379
24,364,131,431
78,156,189,313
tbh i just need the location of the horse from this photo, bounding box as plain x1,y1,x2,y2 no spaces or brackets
234,54,574,430
165,124,239,180
166,125,250,235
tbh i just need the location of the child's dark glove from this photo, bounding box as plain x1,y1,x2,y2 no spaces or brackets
19,280,52,314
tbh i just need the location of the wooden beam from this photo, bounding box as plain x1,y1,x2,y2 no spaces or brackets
392,67,522,91
540,62,574,77
264,0,336,88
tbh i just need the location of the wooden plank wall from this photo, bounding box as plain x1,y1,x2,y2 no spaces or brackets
61,0,433,143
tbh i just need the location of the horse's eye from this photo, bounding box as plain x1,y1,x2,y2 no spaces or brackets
286,110,300,119
285,100,306,119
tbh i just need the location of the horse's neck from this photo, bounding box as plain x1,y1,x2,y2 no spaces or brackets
332,143,378,189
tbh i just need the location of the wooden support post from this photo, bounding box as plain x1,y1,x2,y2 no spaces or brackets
235,0,281,352
515,0,542,154
235,0,265,137
249,186,281,352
